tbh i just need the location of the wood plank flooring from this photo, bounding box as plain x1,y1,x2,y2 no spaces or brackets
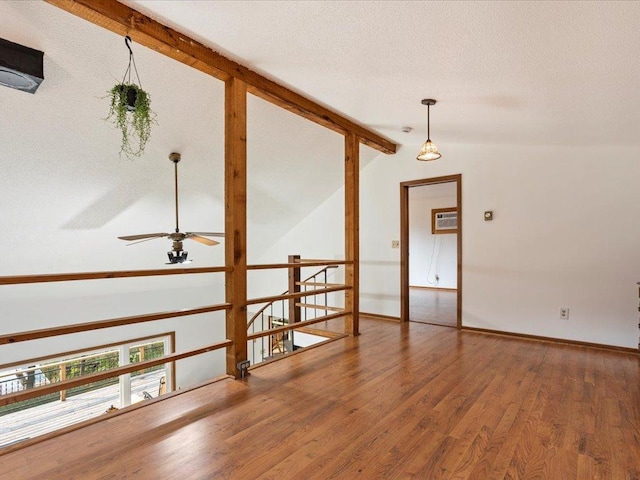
410,287,457,327
1,318,639,479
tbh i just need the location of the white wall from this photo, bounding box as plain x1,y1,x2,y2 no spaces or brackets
257,142,640,349
408,186,457,289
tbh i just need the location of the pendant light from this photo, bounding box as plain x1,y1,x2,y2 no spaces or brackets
417,98,442,161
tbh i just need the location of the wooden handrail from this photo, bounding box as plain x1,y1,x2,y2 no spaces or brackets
0,332,174,371
297,281,342,287
247,285,348,307
247,311,346,341
295,303,345,313
247,265,342,329
298,259,341,264
0,303,230,345
0,339,232,408
247,260,349,270
0,266,229,285
2,350,118,373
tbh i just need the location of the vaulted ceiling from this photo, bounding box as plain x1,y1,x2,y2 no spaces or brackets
2,1,639,275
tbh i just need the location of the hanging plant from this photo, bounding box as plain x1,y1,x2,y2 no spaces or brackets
106,36,156,159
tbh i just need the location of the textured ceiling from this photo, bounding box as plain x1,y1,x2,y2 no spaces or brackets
0,1,378,274
125,0,640,147
1,1,639,275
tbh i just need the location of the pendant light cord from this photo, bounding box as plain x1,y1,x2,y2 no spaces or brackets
427,104,431,141
121,35,142,87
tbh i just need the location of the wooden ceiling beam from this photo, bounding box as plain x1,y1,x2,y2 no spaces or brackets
45,0,397,155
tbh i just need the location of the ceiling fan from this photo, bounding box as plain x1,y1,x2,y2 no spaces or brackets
118,152,224,264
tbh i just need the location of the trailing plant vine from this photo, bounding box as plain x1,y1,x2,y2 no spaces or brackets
106,83,156,159
106,36,157,159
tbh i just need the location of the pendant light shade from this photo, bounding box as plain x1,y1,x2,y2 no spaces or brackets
417,99,441,161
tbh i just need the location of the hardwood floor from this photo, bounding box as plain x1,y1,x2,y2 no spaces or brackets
410,287,457,327
1,318,639,479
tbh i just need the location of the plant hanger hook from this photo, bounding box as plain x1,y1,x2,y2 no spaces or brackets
121,35,142,88
124,35,133,56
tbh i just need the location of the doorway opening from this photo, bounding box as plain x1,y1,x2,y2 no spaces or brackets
400,175,461,328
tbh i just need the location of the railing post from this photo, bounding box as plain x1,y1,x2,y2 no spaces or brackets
225,76,248,378
288,255,301,324
345,133,360,336
60,363,66,401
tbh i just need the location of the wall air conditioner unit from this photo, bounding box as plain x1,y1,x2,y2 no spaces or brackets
0,38,44,94
431,207,458,235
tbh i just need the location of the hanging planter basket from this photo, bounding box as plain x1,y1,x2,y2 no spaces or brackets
115,84,138,111
106,36,156,159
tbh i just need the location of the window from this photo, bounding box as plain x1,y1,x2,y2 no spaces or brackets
0,334,173,447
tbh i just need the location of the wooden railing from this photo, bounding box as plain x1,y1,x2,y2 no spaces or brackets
247,264,340,330
0,266,230,410
0,258,351,410
0,339,231,408
0,266,230,285
247,257,349,362
0,304,231,345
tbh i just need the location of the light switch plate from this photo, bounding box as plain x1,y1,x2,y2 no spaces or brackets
391,240,400,249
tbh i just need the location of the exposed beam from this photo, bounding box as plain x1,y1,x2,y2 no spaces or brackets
44,0,397,155
225,77,248,378
344,133,360,336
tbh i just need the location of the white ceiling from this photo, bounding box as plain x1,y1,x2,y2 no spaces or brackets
125,0,640,147
1,0,639,274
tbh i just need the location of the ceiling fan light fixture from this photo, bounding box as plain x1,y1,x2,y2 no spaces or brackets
118,152,224,265
167,250,189,264
417,98,442,161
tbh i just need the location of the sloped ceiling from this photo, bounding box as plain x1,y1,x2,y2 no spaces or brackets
0,1,376,275
1,1,640,276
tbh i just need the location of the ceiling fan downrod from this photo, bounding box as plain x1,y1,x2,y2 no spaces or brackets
169,152,181,234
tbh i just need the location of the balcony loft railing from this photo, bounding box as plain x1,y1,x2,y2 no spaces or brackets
0,256,353,453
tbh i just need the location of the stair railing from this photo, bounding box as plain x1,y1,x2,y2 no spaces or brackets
247,256,340,363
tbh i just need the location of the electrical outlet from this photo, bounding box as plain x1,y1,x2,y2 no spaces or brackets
559,307,569,320
391,240,400,249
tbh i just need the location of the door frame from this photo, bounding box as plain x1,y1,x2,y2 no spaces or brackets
400,174,462,328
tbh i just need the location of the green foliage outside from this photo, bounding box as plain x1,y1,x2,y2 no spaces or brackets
0,342,164,417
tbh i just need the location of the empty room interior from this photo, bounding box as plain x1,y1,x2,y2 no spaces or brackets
1,1,639,479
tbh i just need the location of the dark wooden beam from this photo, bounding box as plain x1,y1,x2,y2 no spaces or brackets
44,0,397,155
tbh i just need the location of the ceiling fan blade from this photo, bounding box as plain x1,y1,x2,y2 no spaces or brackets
125,236,168,246
187,234,220,246
185,232,225,238
118,233,168,241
